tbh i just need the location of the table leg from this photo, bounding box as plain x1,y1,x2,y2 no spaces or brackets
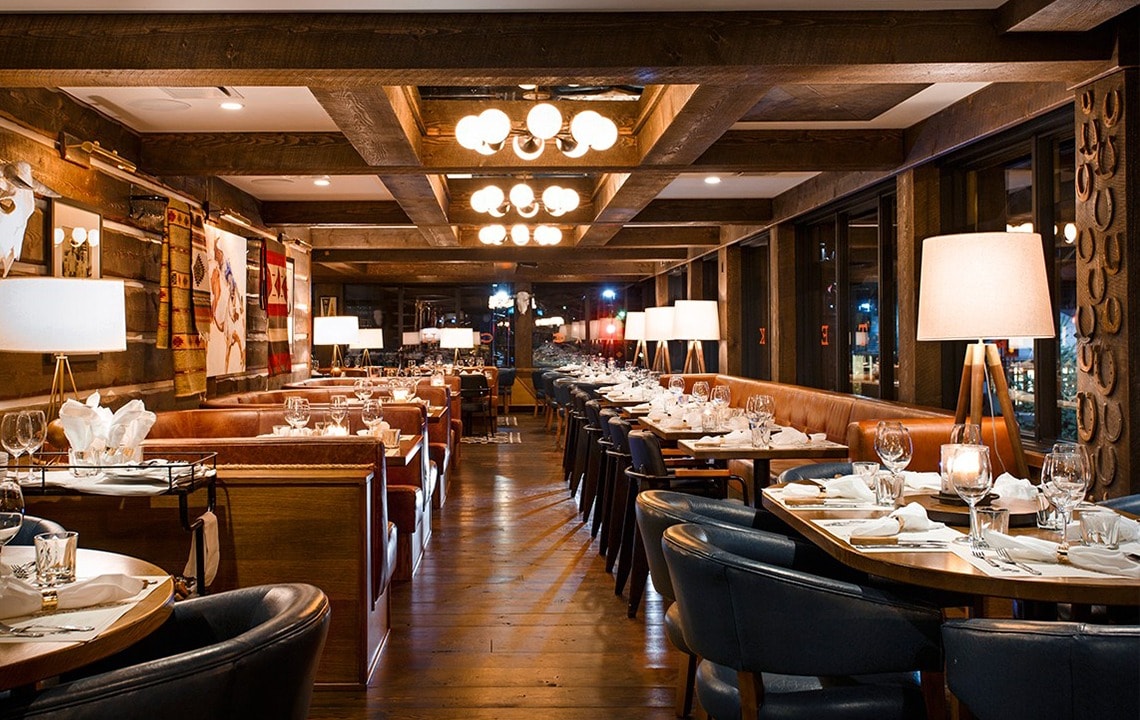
752,458,771,508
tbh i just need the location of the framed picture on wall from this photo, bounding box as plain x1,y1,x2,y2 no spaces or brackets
50,198,102,278
320,296,337,316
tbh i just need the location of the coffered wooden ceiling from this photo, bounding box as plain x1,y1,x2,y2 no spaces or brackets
0,2,1134,284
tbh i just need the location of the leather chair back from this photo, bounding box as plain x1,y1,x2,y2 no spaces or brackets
608,417,632,455
943,619,1140,720
11,515,65,545
531,369,548,401
627,430,668,477
0,584,330,720
775,461,855,484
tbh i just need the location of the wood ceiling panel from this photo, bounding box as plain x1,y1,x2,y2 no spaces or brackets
742,84,930,122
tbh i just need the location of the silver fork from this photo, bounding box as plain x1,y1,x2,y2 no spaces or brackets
10,561,35,580
995,547,1043,575
972,548,1017,572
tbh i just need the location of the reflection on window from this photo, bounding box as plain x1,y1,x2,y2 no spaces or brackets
848,206,880,398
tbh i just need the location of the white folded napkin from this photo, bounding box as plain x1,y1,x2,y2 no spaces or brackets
902,471,942,492
781,483,822,499
0,573,146,620
646,410,666,421
983,530,1059,563
770,427,808,447
59,392,113,453
726,416,750,431
682,410,704,428
853,502,940,537
661,418,686,430
184,510,220,587
1119,516,1140,542
822,476,876,502
1066,546,1140,579
104,400,156,462
992,473,1038,501
695,430,750,446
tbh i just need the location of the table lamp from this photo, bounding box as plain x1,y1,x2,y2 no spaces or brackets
672,300,720,373
402,331,421,347
917,231,1055,478
350,328,384,369
0,278,126,418
624,311,647,367
312,315,359,375
439,327,474,363
644,306,675,373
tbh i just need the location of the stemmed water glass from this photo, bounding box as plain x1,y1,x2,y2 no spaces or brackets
0,479,24,570
353,377,374,402
667,376,685,402
17,410,46,481
874,421,913,480
947,444,992,549
330,395,350,430
1,413,27,481
284,397,311,433
361,399,383,434
691,381,710,404
1039,448,1090,552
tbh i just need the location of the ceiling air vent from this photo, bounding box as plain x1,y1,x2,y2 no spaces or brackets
160,87,244,100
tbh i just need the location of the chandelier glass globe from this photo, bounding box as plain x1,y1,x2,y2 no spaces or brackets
455,114,483,150
509,182,535,209
526,103,563,140
510,224,530,246
479,108,512,145
479,225,506,245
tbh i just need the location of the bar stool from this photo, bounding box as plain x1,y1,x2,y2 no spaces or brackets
589,407,618,541
578,399,606,521
603,416,633,571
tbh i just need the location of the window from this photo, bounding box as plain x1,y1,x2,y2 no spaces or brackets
740,235,771,379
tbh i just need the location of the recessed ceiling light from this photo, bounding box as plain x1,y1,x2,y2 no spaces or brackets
220,101,244,111
313,177,331,187
704,176,722,185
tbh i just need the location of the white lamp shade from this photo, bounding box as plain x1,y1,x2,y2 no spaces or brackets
624,311,646,341
439,327,474,349
473,330,482,346
644,306,675,342
673,300,721,341
571,321,586,340
917,232,1055,341
402,331,421,346
588,319,600,340
350,328,384,349
312,315,359,346
0,278,126,353
419,327,441,344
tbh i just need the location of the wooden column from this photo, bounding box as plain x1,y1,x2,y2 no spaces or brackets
687,258,704,300
1074,69,1139,500
515,281,533,373
655,273,670,307
896,166,944,407
768,223,798,384
718,244,743,375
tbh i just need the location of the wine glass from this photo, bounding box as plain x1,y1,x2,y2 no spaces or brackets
667,376,685,402
353,377,374,402
710,385,730,410
874,421,913,480
284,397,311,433
1040,449,1090,552
691,381,710,404
1,413,27,482
0,479,24,570
947,444,992,549
747,395,775,428
17,410,46,482
361,399,383,433
330,395,350,430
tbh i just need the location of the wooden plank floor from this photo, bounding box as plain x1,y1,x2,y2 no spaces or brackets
309,413,677,719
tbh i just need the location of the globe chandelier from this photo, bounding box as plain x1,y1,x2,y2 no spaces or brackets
470,181,580,219
478,224,562,246
455,103,619,160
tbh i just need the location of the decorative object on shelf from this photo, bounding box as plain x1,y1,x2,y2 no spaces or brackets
50,198,102,279
0,161,57,278
917,232,1055,479
673,300,721,373
477,223,562,246
625,311,647,367
313,315,359,374
470,182,580,219
0,278,127,419
351,328,384,369
455,103,618,160
645,305,675,373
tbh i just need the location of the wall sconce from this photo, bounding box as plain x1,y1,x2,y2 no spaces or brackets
58,132,137,173
203,201,254,229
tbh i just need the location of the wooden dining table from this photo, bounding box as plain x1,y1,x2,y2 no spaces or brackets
761,487,1140,606
0,547,174,691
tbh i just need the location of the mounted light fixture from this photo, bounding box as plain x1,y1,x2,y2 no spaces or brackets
470,181,580,219
455,102,618,160
58,132,137,173
477,224,562,246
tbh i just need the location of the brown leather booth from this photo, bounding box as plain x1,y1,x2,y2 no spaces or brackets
847,416,1018,477
24,408,395,688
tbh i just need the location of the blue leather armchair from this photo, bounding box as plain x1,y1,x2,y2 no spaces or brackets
10,515,65,546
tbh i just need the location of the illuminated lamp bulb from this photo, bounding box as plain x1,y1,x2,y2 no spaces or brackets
70,227,87,246
475,142,497,156
558,136,588,158
590,115,618,151
86,228,100,247
542,185,564,213
470,187,490,213
479,108,512,145
560,187,580,212
1064,222,1077,243
509,182,535,209
479,225,506,245
516,203,540,219
534,225,562,246
455,114,483,150
512,135,544,161
53,227,65,246
526,103,563,140
510,224,530,246
570,110,603,147
606,322,617,336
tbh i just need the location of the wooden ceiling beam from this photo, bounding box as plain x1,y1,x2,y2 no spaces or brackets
314,264,659,283
693,130,905,172
629,199,773,226
998,0,1136,32
0,12,1115,86
607,226,721,246
263,201,411,226
141,132,369,176
313,247,688,263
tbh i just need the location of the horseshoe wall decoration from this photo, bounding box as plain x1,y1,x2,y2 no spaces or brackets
1102,232,1121,275
1102,297,1122,335
1102,400,1123,443
1076,391,1098,443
